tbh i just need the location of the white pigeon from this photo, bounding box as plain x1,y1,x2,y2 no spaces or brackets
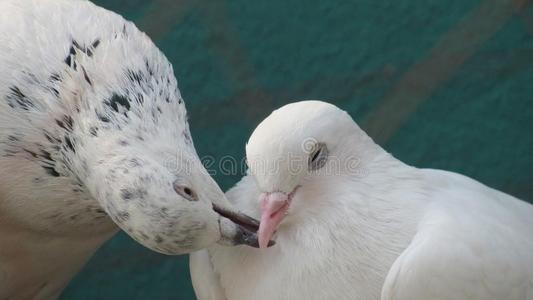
0,0,261,299
191,100,533,300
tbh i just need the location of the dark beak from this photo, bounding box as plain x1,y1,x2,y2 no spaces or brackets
213,204,275,248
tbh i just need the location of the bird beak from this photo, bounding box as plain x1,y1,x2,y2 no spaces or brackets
258,192,290,248
213,203,275,248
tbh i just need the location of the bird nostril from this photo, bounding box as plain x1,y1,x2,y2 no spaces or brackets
173,180,198,201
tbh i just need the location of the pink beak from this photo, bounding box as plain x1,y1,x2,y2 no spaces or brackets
257,192,290,248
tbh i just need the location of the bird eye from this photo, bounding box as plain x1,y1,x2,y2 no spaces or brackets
308,143,328,171
173,181,198,201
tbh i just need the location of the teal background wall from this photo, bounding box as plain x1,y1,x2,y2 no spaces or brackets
61,0,533,299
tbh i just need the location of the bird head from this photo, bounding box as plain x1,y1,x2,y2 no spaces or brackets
56,32,264,254
246,101,369,248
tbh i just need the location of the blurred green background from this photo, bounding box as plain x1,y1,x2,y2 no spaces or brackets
61,0,533,299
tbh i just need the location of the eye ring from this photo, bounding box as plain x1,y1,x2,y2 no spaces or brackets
308,143,328,171
173,181,198,201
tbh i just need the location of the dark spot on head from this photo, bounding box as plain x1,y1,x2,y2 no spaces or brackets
121,189,133,201
129,158,141,167
64,115,74,128
7,86,34,110
155,235,164,244
40,150,53,162
92,39,101,49
138,231,150,241
89,127,98,136
144,59,154,76
50,87,59,97
87,39,100,57
64,45,77,69
117,211,130,222
56,115,74,131
72,40,82,51
127,70,143,86
22,148,38,158
7,135,19,142
105,93,130,113
50,73,61,82
43,132,55,143
64,136,75,152
136,92,144,105
43,166,60,177
81,67,92,86
96,112,110,123
119,140,129,146
70,214,78,220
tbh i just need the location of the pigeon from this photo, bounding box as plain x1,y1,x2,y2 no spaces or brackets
190,100,533,300
0,0,262,299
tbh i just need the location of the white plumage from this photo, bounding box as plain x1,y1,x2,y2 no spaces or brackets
191,101,533,300
0,1,260,299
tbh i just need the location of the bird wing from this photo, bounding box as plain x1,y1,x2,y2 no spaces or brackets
190,250,227,300
381,189,533,300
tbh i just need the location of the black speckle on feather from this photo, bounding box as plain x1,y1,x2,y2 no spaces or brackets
64,47,77,70
22,148,38,158
56,115,74,131
105,93,131,113
96,111,110,123
49,87,59,97
145,59,154,76
7,135,19,142
40,150,54,162
81,67,92,86
50,73,61,82
7,86,34,110
64,136,75,152
43,131,61,144
43,166,60,177
117,211,130,222
121,189,133,201
89,127,98,136
127,70,144,86
92,39,101,49
64,39,100,68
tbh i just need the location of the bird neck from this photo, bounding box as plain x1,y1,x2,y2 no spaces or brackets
0,219,115,299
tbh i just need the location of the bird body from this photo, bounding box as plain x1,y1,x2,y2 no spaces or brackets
191,101,533,300
0,1,260,298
